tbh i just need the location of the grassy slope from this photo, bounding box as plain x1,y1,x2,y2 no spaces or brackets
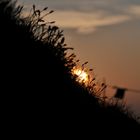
1,0,139,136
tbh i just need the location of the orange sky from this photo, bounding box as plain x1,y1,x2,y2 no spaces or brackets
18,0,140,115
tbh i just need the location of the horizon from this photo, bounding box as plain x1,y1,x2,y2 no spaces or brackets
17,0,140,115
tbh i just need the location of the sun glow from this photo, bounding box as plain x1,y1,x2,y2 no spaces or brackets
73,68,89,83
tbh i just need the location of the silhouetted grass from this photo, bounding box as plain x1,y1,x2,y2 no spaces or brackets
1,0,139,136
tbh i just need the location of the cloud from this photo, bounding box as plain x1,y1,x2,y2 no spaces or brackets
18,0,140,34
48,10,130,34
125,5,140,16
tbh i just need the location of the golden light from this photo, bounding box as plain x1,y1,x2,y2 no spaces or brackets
73,68,89,84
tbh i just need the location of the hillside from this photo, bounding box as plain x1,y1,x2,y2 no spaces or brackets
1,0,139,137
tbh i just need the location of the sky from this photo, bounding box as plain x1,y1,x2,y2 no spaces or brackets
18,0,140,115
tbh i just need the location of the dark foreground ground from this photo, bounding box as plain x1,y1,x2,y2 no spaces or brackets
1,0,139,138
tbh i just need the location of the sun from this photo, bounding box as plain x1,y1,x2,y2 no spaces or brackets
73,68,89,83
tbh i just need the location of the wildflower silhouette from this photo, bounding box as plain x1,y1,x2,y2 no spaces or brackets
1,0,139,137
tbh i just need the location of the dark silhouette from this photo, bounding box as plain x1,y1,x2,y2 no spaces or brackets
114,88,127,99
1,0,139,137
